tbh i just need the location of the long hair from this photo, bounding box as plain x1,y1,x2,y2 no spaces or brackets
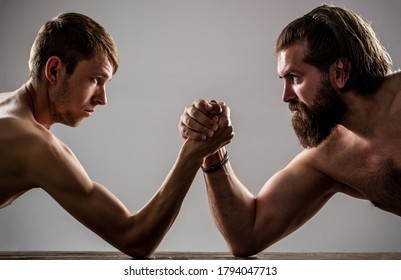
275,4,392,94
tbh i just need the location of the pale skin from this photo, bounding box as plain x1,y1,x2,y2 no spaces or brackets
0,51,233,258
179,41,401,257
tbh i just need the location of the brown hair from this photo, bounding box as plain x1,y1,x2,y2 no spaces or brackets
29,12,119,81
275,4,392,94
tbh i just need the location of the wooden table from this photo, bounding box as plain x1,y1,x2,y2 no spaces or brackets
1,251,400,260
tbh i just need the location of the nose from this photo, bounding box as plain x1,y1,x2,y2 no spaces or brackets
282,82,297,103
93,86,107,106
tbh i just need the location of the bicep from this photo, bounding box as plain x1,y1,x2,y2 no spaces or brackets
253,161,338,246
49,180,132,243
32,138,132,244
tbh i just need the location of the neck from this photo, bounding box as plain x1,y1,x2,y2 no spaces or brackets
340,74,400,138
24,79,53,130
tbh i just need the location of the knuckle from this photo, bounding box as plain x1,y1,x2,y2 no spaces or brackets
194,99,206,108
182,115,190,126
188,105,200,117
186,118,197,129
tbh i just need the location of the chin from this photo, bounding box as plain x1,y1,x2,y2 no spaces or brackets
59,118,83,128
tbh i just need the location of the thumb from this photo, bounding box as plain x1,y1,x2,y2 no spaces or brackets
205,100,223,115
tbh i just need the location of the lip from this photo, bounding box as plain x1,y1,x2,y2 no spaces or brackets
84,109,94,117
288,104,299,114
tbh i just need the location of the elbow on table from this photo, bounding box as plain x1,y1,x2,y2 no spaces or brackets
114,236,159,259
228,240,264,258
120,245,156,259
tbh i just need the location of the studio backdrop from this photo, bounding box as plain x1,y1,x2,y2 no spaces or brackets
0,0,400,252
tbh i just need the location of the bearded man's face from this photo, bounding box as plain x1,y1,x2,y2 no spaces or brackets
290,78,347,148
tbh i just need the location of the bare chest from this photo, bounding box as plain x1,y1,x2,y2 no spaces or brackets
0,128,35,208
320,134,401,215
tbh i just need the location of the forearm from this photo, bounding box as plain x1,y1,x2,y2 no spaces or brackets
203,150,257,256
125,143,203,257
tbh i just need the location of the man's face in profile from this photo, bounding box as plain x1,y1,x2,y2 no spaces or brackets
290,77,347,148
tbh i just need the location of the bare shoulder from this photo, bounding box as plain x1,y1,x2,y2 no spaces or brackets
383,71,401,115
0,87,94,208
1,116,91,192
0,117,62,199
0,116,48,168
291,128,368,199
386,70,401,85
272,147,339,195
27,125,92,194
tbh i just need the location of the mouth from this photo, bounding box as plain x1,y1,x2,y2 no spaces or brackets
288,104,298,113
84,109,94,117
288,102,303,114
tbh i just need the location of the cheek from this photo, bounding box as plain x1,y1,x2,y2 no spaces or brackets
293,86,308,104
297,81,321,106
70,84,94,103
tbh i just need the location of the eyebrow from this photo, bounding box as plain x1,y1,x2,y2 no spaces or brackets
92,70,113,81
279,70,292,79
279,68,299,79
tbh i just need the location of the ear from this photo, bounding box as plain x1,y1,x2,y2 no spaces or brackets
44,56,63,85
330,58,350,90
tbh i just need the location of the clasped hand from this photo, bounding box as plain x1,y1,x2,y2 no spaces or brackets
179,99,234,157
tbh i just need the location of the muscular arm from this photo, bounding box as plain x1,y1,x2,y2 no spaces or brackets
27,118,233,258
178,100,339,257
203,150,338,257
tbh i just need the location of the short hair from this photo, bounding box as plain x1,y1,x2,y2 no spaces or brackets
275,4,392,94
29,12,119,81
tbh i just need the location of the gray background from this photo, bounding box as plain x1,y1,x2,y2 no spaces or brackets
1,0,400,253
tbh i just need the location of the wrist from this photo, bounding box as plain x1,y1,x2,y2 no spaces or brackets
202,148,227,170
179,141,205,168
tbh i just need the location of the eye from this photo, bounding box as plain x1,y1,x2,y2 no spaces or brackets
91,77,102,85
290,74,299,82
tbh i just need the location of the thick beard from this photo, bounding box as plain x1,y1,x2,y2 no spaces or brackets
290,79,347,148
